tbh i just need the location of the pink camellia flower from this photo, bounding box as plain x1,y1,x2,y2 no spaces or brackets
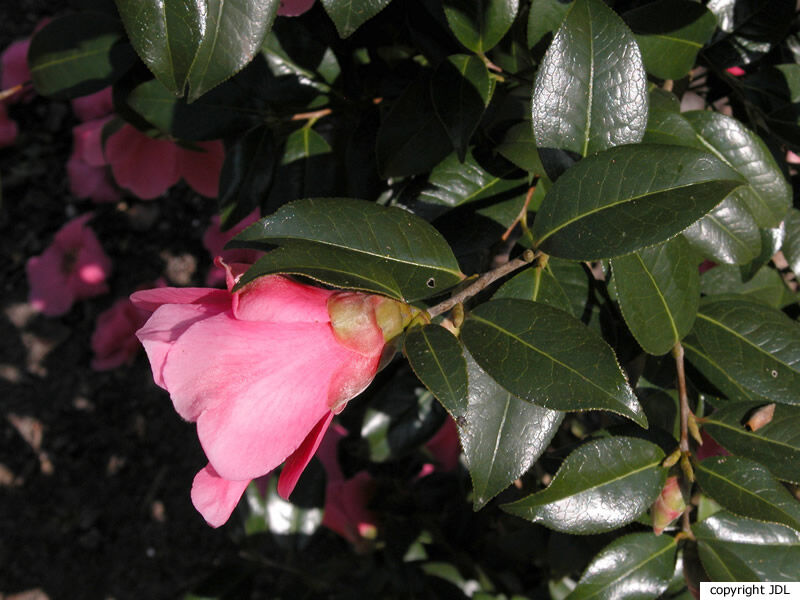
277,0,316,16
0,103,17,148
726,66,746,77
202,210,263,286
317,423,378,548
425,417,461,472
91,297,149,371
131,260,416,527
67,117,120,203
1,38,31,102
71,87,113,122
26,213,112,316
105,124,224,199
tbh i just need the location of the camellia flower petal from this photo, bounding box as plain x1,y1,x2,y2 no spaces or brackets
68,117,120,203
26,213,112,316
132,260,416,527
277,0,316,17
1,38,31,102
71,87,113,122
202,210,263,287
90,297,149,371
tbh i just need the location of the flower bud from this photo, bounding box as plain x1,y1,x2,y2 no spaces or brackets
652,476,686,535
328,293,417,355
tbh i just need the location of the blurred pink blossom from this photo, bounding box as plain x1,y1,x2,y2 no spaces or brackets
91,298,149,370
67,117,120,203
71,87,113,122
105,124,224,199
726,66,746,77
1,38,31,102
202,210,263,286
317,424,378,548
0,103,17,148
277,0,316,16
694,430,730,462
424,417,461,472
131,263,399,526
26,213,112,316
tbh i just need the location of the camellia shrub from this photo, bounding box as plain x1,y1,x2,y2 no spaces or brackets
9,0,800,597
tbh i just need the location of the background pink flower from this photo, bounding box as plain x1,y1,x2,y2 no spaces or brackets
424,417,461,472
132,268,395,527
91,298,149,371
105,124,224,199
71,87,113,122
202,210,263,286
277,0,316,17
1,38,32,102
26,213,112,316
67,117,120,203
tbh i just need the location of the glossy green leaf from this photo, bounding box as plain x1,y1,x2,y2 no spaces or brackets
28,13,137,99
567,533,677,600
700,265,794,309
186,0,280,101
688,297,800,406
442,0,519,54
683,111,791,228
266,128,336,210
232,198,464,301
695,455,800,532
740,223,786,282
495,258,590,319
115,0,204,94
431,55,492,161
418,150,527,209
496,122,546,175
683,196,762,266
527,0,572,48
532,0,647,157
625,0,716,80
503,437,666,533
462,352,563,509
531,144,745,261
643,108,703,148
462,299,646,425
612,236,699,356
404,325,469,419
782,208,800,277
703,402,800,484
320,0,392,38
693,511,800,582
376,75,453,178
218,126,274,229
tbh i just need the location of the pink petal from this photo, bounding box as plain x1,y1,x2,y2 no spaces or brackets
277,0,316,16
91,298,146,371
66,154,119,204
178,141,224,198
135,301,229,390
322,472,377,544
191,464,251,528
277,411,335,498
130,287,230,313
425,417,461,472
26,252,75,316
73,118,110,167
70,225,112,299
1,38,31,99
171,316,354,480
71,87,113,122
232,275,335,323
106,125,180,199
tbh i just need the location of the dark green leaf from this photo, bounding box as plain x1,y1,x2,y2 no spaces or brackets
531,144,745,261
442,0,519,54
496,122,546,175
693,511,800,582
461,299,646,426
740,223,786,282
28,13,137,99
186,0,280,101
703,402,800,484
625,0,716,81
266,127,336,210
683,111,791,229
462,352,563,509
695,455,800,532
683,196,761,266
781,208,800,277
115,0,204,94
376,75,453,178
218,126,274,229
502,437,666,533
404,325,469,419
321,0,392,38
494,258,590,319
567,533,677,599
431,55,492,161
527,0,572,48
531,0,647,157
232,198,463,301
611,236,699,356
643,108,703,148
688,297,800,406
418,150,527,209
700,265,794,309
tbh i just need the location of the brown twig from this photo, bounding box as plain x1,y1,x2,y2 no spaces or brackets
290,107,333,121
427,249,540,318
501,185,536,242
0,83,24,102
673,342,695,482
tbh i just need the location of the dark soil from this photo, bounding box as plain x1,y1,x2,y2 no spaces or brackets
1,4,246,599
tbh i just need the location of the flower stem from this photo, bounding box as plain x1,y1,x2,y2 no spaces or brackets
672,341,695,482
427,249,540,318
